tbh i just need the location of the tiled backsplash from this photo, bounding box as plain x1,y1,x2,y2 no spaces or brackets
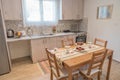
5,19,88,36
5,20,24,31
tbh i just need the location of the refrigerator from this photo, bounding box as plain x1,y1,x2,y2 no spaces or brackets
0,9,11,75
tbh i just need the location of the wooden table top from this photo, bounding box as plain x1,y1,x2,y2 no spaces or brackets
63,48,106,69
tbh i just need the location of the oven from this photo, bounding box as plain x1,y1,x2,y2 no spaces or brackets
75,32,87,43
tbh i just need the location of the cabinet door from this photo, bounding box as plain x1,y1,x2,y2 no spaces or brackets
41,38,48,61
72,0,78,19
56,36,67,48
62,0,83,20
46,37,57,49
31,39,45,63
77,0,83,19
1,0,22,20
72,0,83,20
62,0,73,20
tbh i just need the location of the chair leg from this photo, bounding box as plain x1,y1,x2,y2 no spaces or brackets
76,74,79,80
74,74,79,80
50,72,53,80
60,78,66,80
88,78,92,80
98,72,101,80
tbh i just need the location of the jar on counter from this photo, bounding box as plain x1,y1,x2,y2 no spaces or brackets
52,26,56,33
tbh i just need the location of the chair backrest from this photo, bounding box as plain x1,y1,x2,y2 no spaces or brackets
62,38,74,47
87,49,107,75
94,38,107,47
106,49,113,57
46,48,61,78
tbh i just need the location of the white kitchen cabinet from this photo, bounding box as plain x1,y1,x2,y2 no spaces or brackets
30,37,57,63
30,35,76,63
62,0,83,20
72,0,83,20
1,0,22,20
46,37,57,49
62,0,73,20
30,39,47,63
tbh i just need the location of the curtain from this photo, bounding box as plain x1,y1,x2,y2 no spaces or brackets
22,0,60,26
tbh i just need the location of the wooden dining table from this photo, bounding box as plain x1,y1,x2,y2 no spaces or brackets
54,44,113,80
63,48,113,80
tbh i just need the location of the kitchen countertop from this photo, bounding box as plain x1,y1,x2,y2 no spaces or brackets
7,33,75,42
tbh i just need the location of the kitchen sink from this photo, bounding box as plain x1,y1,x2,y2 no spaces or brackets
41,33,54,36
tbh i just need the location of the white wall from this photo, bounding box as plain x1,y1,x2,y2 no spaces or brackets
84,0,120,62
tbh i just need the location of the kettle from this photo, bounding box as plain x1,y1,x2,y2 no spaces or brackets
7,29,14,38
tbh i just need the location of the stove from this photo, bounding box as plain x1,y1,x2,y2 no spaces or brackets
63,30,87,42
74,31,87,43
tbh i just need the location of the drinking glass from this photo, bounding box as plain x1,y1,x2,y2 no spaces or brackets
87,42,92,48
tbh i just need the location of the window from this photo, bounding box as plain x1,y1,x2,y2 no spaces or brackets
22,0,60,26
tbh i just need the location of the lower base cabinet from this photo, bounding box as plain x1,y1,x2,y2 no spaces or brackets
30,35,76,63
30,37,57,63
30,38,46,63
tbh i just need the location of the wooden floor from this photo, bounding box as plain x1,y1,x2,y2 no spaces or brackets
0,57,44,80
0,57,120,80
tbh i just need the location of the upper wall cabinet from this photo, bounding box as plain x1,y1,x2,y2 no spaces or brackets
62,0,83,20
1,0,22,20
0,0,1,9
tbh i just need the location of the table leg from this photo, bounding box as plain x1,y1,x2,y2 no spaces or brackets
106,53,113,80
68,68,73,80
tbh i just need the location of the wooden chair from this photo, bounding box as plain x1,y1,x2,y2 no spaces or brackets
79,49,107,80
46,48,79,80
62,38,75,48
94,38,107,48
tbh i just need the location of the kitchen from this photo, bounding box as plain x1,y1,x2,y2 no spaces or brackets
0,0,120,80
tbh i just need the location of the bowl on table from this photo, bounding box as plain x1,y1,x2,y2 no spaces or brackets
76,47,85,51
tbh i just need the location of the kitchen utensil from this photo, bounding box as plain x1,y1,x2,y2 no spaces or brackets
7,29,14,38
